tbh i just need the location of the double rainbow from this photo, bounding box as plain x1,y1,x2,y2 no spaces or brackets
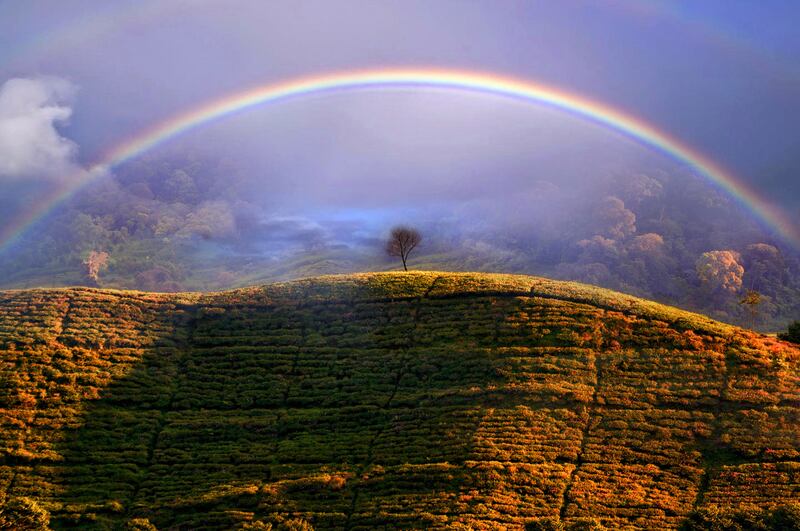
1,68,796,251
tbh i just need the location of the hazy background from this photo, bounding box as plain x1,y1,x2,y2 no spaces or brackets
0,0,798,329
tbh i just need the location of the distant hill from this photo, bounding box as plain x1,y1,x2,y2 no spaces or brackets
0,272,798,530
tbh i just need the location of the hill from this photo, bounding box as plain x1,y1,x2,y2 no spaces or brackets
0,272,798,530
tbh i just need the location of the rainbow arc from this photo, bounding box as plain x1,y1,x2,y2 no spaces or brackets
1,68,796,251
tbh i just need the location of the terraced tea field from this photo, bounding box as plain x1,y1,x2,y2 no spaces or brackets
0,272,798,529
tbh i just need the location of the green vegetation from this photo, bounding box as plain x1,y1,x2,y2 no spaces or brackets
0,272,798,530
779,321,800,344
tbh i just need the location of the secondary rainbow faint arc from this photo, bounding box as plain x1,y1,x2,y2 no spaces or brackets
1,68,797,251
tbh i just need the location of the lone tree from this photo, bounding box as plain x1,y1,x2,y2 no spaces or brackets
386,226,421,271
83,250,109,286
739,289,761,329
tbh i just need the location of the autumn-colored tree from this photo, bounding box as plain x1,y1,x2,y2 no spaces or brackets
696,250,744,294
83,250,109,285
386,226,421,271
629,233,665,255
595,196,636,239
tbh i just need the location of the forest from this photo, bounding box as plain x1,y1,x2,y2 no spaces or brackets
0,153,797,332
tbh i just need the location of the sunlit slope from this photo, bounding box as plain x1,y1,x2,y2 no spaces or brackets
0,272,798,530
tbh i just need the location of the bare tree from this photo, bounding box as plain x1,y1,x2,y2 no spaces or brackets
386,226,421,271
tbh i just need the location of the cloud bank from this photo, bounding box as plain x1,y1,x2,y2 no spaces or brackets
0,77,79,181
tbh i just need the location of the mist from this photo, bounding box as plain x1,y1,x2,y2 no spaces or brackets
0,1,798,330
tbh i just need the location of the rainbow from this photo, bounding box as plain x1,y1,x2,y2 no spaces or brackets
1,67,797,251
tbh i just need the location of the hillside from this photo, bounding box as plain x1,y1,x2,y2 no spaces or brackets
0,272,798,530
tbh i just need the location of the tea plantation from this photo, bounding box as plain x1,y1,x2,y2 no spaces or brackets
0,272,798,530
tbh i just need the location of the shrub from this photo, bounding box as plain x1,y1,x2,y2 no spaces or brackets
276,518,313,531
681,504,800,530
526,517,565,531
568,518,606,530
240,522,273,530
1,274,797,529
0,497,50,530
768,503,800,531
778,320,800,344
124,518,158,530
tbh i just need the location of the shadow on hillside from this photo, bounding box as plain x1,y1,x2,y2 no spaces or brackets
37,291,727,530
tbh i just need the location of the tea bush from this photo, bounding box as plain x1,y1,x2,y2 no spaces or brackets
0,272,797,529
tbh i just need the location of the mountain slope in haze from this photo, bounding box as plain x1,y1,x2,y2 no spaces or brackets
0,272,798,530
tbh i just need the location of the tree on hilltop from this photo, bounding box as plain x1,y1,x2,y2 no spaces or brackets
386,226,421,272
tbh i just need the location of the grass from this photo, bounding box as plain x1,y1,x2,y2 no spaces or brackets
0,271,798,530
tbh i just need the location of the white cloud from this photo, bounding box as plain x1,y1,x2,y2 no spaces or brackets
0,77,80,181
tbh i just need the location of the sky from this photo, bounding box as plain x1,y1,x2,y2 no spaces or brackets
0,0,798,250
